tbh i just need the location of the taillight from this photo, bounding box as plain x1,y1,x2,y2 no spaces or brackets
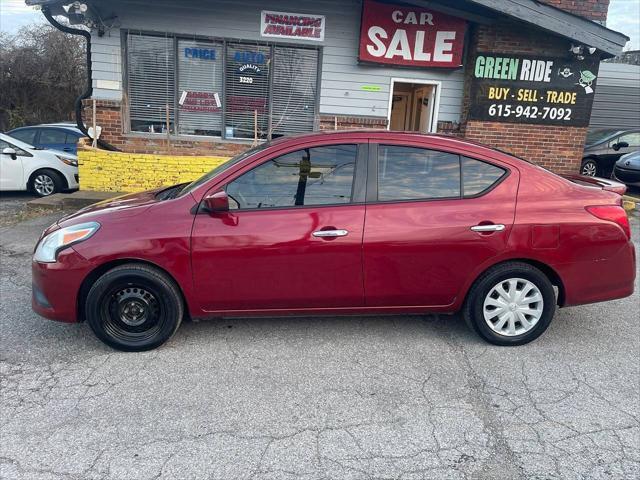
585,205,631,239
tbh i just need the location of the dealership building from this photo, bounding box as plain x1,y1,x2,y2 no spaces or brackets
31,0,628,188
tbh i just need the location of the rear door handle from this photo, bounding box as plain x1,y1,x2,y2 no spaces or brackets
470,224,505,232
313,229,349,238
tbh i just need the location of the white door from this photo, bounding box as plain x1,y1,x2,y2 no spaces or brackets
390,94,410,131
0,139,25,190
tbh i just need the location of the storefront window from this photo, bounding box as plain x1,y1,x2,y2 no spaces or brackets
224,43,271,140
271,46,319,138
125,32,319,140
127,33,175,134
177,39,224,137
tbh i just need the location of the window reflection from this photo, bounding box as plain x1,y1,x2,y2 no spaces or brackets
226,145,357,209
378,146,460,201
462,157,505,197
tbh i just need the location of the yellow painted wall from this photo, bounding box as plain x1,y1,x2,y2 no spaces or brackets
78,148,230,192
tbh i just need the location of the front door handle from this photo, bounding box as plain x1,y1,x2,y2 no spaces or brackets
470,224,506,232
313,229,349,238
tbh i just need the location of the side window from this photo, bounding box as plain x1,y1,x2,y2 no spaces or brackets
462,157,506,197
65,133,80,145
226,145,357,209
619,132,640,147
10,129,36,145
377,145,460,201
39,129,67,144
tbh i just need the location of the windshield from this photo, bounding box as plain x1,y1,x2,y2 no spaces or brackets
178,143,270,196
586,129,620,146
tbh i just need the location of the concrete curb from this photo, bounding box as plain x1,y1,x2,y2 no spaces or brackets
27,191,123,212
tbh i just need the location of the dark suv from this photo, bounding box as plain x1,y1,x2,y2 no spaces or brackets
582,129,640,177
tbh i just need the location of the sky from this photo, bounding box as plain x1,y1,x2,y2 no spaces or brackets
1,0,639,50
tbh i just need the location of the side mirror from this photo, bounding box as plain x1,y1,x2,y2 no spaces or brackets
613,141,629,151
2,147,17,160
204,190,229,213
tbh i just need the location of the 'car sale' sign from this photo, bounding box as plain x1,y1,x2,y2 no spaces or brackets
358,0,466,68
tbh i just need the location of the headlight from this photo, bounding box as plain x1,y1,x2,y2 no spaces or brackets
34,222,100,263
56,155,78,167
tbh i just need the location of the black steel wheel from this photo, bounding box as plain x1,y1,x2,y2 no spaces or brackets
86,264,183,351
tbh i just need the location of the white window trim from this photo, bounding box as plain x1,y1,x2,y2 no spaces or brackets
386,78,442,134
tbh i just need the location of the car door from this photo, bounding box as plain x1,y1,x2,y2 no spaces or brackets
191,142,368,312
38,129,69,152
363,142,518,307
0,139,25,190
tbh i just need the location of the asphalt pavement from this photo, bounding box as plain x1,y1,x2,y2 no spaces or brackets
0,195,638,480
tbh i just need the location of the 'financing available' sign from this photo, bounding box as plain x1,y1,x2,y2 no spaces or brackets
359,0,466,68
261,10,325,42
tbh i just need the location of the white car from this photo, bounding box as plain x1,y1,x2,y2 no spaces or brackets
0,132,79,197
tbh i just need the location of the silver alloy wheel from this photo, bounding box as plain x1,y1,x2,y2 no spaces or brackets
483,278,544,337
581,161,597,177
34,174,55,196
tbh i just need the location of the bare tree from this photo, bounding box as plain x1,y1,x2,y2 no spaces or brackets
0,23,86,131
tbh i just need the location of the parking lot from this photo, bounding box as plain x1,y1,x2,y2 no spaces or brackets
1,194,638,480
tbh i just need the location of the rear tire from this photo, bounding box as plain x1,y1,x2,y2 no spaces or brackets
580,158,598,177
463,262,556,346
29,169,64,197
85,264,183,351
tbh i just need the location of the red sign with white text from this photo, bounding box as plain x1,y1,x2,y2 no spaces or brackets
359,0,466,68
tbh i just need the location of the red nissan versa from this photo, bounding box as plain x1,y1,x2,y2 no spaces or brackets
32,131,635,351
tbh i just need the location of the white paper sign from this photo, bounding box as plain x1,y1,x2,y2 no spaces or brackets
261,10,325,42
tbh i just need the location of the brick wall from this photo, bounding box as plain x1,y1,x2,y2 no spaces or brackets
460,21,592,174
319,115,387,131
538,0,610,21
78,143,229,192
82,99,248,157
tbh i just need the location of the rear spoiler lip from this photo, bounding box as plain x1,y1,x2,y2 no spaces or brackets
560,174,627,196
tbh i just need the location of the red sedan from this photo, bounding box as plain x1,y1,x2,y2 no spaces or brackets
32,131,635,351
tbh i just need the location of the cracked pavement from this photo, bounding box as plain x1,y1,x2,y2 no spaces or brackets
1,194,638,480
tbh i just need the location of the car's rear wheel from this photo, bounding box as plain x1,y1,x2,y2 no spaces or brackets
580,158,598,177
463,262,556,346
29,169,64,197
85,264,183,351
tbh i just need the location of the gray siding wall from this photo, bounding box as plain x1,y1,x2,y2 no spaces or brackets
89,0,464,123
589,63,640,130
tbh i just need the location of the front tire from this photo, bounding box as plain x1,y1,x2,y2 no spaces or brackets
29,169,64,197
85,264,183,351
463,262,556,346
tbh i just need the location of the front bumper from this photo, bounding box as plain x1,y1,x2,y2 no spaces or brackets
613,167,640,187
32,247,93,323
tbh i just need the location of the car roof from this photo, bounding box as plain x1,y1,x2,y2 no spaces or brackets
9,124,84,136
267,130,520,162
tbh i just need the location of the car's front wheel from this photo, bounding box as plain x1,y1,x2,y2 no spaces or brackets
29,169,64,197
463,262,556,346
85,264,183,351
580,158,598,177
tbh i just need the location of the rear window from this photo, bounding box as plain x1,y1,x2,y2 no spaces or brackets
462,157,505,197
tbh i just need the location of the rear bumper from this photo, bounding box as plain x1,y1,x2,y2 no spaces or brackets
557,240,636,307
32,247,92,323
